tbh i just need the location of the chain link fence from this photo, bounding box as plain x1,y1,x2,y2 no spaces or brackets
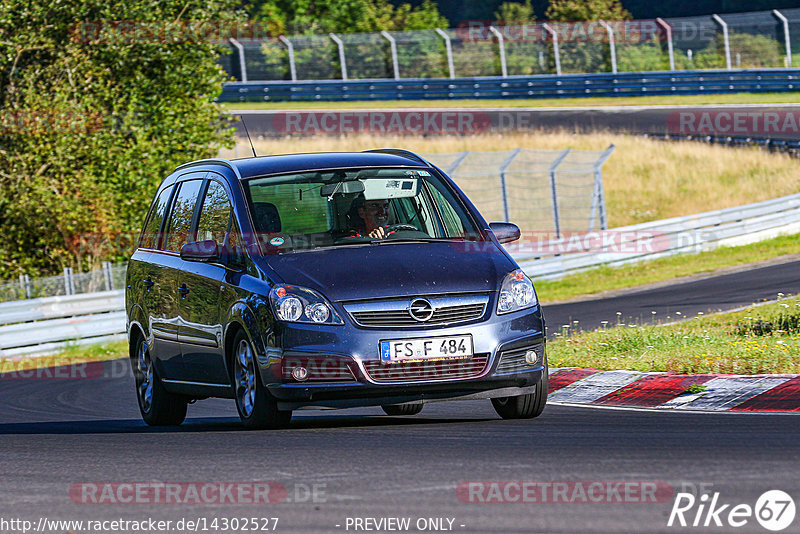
0,263,127,303
221,8,800,82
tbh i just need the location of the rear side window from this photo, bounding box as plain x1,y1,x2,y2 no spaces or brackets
163,179,203,252
139,185,174,250
196,180,233,243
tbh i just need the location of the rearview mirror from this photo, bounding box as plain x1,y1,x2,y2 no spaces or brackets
320,180,365,196
489,222,521,244
180,240,220,262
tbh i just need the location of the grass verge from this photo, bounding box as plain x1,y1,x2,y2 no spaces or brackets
547,296,800,374
0,339,127,373
219,92,799,111
536,233,800,304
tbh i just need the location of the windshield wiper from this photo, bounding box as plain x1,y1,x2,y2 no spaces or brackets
371,237,463,244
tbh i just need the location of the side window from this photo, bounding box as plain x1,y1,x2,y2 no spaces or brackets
196,181,232,244
163,179,203,252
426,181,467,237
139,185,174,249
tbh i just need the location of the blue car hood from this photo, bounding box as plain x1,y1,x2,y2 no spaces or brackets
258,241,516,302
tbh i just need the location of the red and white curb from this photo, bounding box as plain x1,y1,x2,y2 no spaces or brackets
547,368,800,412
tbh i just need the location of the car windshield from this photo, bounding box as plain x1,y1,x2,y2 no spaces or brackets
243,167,483,253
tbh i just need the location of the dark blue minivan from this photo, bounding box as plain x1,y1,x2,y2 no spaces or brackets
126,150,547,428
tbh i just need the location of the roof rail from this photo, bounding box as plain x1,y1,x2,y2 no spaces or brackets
361,148,429,165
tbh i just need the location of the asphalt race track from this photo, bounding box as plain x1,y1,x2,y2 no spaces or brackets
2,376,800,534
2,261,800,533
544,257,800,335
237,104,800,141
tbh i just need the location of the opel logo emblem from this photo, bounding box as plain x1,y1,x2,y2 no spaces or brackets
409,298,434,322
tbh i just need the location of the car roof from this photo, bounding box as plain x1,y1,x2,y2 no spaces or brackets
176,151,431,180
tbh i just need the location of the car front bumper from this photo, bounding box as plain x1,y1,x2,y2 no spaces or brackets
259,305,546,410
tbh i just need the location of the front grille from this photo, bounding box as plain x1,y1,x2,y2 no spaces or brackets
344,293,490,327
495,344,543,373
363,355,489,383
352,303,485,326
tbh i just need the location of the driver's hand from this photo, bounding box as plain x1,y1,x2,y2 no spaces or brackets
368,226,386,238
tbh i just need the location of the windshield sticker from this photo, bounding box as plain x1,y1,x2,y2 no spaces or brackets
269,237,285,246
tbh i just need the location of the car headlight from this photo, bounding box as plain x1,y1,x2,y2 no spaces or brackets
269,285,344,325
497,269,537,315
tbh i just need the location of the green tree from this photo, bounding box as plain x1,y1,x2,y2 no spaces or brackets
0,0,238,277
545,0,631,21
252,0,448,35
495,1,536,23
545,0,632,73
257,0,449,80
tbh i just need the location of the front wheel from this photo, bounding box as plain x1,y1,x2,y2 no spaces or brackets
491,364,548,420
232,331,292,429
133,336,187,426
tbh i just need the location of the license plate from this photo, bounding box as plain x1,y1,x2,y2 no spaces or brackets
380,335,473,363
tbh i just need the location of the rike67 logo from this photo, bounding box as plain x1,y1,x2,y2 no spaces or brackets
668,490,796,531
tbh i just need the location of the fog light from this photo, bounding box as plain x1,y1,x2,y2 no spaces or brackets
525,349,539,364
291,366,309,381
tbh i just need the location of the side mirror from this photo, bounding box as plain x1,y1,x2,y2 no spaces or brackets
180,240,220,262
489,222,521,244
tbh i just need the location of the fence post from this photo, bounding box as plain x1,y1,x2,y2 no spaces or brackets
278,35,297,81
228,38,248,82
23,274,31,299
18,275,27,300
542,24,561,75
599,21,617,74
102,261,112,291
773,10,792,68
446,151,470,175
548,149,571,239
498,149,521,223
329,33,348,80
589,144,616,231
711,15,732,70
380,31,400,79
488,26,508,77
435,28,455,78
656,18,675,71
63,267,75,296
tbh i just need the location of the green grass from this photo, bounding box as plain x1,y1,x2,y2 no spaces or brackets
220,92,798,111
547,296,800,374
0,339,127,372
536,233,800,304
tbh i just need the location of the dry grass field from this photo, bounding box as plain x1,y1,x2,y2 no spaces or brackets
220,131,800,227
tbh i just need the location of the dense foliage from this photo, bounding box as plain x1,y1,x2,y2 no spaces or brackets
0,0,238,277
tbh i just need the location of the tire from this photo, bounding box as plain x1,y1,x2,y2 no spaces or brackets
231,330,292,429
132,335,187,426
381,402,424,416
491,361,548,420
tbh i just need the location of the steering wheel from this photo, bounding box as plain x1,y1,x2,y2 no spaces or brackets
385,224,420,233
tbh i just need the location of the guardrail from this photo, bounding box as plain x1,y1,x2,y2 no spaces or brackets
1,193,798,357
218,69,800,103
513,192,800,279
0,290,125,358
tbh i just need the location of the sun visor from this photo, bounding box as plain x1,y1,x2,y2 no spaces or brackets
361,177,420,200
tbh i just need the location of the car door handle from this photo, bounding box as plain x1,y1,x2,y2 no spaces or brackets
179,284,190,297
143,278,155,290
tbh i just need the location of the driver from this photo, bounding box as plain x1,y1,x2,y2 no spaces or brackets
348,195,392,238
